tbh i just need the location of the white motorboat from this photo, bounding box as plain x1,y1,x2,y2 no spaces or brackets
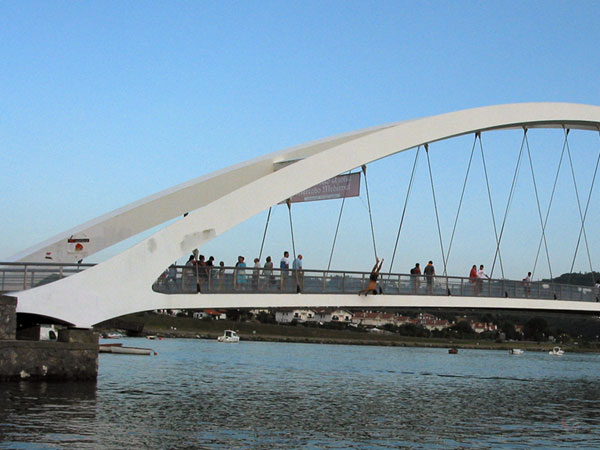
549,346,565,356
509,349,524,355
217,330,240,343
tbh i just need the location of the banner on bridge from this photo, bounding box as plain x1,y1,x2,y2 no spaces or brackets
288,172,361,204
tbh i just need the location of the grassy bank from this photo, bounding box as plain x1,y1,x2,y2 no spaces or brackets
96,313,600,353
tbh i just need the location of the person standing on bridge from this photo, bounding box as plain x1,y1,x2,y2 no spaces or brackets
293,254,303,293
261,256,275,290
167,263,178,291
358,258,384,296
469,265,478,295
410,263,421,293
235,256,247,290
252,258,261,291
522,272,532,297
183,254,196,293
477,265,489,296
280,251,290,291
198,254,208,292
424,261,435,294
206,256,215,289
217,261,226,291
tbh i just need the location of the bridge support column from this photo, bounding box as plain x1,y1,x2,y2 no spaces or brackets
0,295,17,340
0,295,98,382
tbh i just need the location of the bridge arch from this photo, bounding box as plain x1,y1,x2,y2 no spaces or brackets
11,103,600,327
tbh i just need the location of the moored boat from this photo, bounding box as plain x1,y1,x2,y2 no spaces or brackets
509,349,524,355
99,343,154,355
549,346,564,356
217,330,240,343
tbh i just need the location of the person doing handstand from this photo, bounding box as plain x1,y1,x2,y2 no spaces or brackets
359,258,384,296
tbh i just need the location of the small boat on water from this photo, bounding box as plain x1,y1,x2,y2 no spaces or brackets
217,330,240,343
102,332,124,339
549,346,565,356
99,343,154,355
509,349,524,355
448,348,458,354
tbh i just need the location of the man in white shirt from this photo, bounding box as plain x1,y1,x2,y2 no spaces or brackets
280,251,290,291
477,264,489,295
522,272,532,297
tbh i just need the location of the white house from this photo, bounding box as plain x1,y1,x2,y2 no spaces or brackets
352,311,395,327
311,308,332,323
470,322,498,333
330,309,353,323
275,309,315,323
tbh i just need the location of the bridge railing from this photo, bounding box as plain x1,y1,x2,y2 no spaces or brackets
0,262,94,293
150,265,600,303
1,261,598,303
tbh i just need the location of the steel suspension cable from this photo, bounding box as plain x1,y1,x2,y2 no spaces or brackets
567,129,600,282
444,135,477,275
479,133,505,278
286,199,297,261
425,144,447,275
490,129,527,278
362,165,378,260
327,171,353,271
388,146,421,274
532,130,568,278
258,207,272,261
524,132,553,279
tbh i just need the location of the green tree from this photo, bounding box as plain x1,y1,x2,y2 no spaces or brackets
256,311,276,324
498,319,521,341
398,323,430,337
383,323,398,333
449,321,476,339
523,317,549,341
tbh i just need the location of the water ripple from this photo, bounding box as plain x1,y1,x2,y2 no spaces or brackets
1,341,600,449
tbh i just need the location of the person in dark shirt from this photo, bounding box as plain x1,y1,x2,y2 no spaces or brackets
424,261,435,294
410,263,421,293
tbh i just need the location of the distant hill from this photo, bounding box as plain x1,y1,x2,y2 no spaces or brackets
543,271,600,286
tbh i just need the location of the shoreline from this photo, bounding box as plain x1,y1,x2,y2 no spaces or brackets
133,328,595,353
97,314,600,353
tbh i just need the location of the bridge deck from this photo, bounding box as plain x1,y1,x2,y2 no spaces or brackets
2,262,598,304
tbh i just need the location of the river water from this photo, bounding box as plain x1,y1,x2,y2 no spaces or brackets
1,338,600,449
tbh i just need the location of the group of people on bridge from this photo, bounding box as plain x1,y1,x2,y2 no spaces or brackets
230,251,304,293
162,249,305,293
357,258,537,298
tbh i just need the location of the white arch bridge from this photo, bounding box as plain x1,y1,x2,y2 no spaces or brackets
4,103,600,328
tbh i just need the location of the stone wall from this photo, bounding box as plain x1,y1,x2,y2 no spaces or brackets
0,340,98,381
0,295,99,381
0,295,17,340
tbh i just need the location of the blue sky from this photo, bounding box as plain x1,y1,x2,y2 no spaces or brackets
2,1,600,279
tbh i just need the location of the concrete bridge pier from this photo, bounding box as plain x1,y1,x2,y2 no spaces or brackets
0,295,99,381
